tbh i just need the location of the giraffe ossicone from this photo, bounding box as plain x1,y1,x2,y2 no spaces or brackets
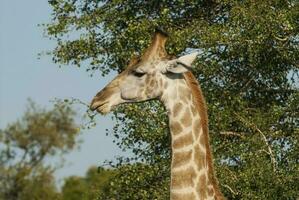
90,30,225,200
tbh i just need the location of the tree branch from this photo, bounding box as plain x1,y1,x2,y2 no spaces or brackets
273,35,289,41
220,131,245,138
222,183,238,195
234,113,278,172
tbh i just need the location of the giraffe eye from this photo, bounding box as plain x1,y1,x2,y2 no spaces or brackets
132,70,146,78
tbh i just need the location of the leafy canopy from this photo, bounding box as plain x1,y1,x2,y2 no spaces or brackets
0,100,79,200
46,0,299,199
61,166,115,200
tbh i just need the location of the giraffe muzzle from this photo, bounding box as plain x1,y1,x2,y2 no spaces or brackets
90,97,110,113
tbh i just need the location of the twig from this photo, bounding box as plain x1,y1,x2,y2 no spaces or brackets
222,184,238,195
220,131,245,138
273,35,289,41
234,113,278,172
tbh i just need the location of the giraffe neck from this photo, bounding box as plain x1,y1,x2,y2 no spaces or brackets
161,72,222,200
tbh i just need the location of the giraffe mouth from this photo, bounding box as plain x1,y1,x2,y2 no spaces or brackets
90,100,111,114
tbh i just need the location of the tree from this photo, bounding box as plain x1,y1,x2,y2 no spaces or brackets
0,100,79,200
46,0,299,199
61,166,115,200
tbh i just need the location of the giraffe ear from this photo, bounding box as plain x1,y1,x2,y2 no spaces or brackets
166,52,198,73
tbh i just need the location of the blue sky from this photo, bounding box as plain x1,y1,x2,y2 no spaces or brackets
0,0,126,185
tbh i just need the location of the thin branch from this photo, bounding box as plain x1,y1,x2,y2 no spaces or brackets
222,184,238,195
273,35,289,41
234,113,278,172
257,128,278,172
220,131,245,138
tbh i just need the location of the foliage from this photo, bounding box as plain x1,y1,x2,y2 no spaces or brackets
47,0,299,199
0,100,79,200
61,166,115,200
99,161,170,200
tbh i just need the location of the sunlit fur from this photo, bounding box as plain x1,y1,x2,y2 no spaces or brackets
90,30,225,200
184,72,224,199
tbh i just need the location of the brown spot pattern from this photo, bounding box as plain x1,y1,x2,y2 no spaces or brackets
181,108,192,127
145,76,151,84
171,192,196,200
179,88,191,103
197,175,208,199
208,186,215,196
173,103,183,116
194,144,206,171
172,133,193,149
149,79,155,87
172,150,192,168
170,121,183,135
171,166,196,189
199,133,206,147
164,81,168,89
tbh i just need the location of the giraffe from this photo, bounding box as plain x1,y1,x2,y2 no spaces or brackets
90,30,225,200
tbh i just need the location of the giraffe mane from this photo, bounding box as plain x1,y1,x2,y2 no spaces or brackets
183,71,224,200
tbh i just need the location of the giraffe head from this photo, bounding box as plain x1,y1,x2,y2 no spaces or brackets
90,31,198,114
